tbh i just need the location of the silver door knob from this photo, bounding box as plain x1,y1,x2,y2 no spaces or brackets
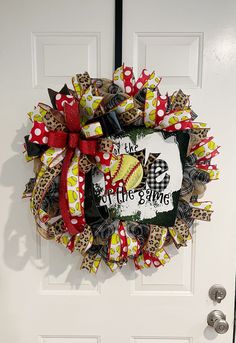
209,284,226,303
207,310,229,334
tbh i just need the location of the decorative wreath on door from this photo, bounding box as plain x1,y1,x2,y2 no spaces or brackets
23,65,220,273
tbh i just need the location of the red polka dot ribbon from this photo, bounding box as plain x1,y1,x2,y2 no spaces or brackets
113,65,196,133
55,94,75,111
113,65,161,97
29,122,49,145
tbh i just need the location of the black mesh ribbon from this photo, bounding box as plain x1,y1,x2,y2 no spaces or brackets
177,200,194,227
84,170,110,232
181,154,210,197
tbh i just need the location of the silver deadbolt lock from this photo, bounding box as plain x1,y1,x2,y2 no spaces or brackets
209,284,226,303
207,310,229,334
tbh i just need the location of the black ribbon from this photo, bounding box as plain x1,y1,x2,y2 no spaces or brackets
115,0,123,69
88,110,124,137
24,135,48,157
177,200,194,227
135,88,147,104
48,84,70,109
99,111,124,136
84,170,110,231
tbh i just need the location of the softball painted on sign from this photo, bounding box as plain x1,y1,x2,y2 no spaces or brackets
110,154,143,190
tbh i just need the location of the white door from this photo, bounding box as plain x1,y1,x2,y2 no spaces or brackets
0,1,235,343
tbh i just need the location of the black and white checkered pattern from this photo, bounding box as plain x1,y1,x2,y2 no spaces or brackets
146,159,170,192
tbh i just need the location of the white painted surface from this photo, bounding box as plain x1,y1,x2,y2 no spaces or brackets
0,1,235,343
32,32,101,88
133,32,203,88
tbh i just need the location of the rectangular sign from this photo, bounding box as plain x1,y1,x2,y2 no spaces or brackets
93,128,189,227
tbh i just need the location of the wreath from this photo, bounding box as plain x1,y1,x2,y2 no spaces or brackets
23,65,220,273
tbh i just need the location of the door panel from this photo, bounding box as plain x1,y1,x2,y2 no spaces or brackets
0,0,235,343
0,0,115,341
132,32,203,89
123,0,236,342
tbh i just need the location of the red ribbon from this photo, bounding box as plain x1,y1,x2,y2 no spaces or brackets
48,102,98,235
48,131,97,154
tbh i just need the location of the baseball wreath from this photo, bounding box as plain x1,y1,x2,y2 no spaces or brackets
23,65,219,273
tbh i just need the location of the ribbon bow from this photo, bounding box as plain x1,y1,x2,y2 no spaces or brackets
47,101,105,235
47,102,98,154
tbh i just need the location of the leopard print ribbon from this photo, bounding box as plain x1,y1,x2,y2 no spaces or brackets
190,205,213,221
31,162,62,215
169,218,191,248
144,225,168,255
